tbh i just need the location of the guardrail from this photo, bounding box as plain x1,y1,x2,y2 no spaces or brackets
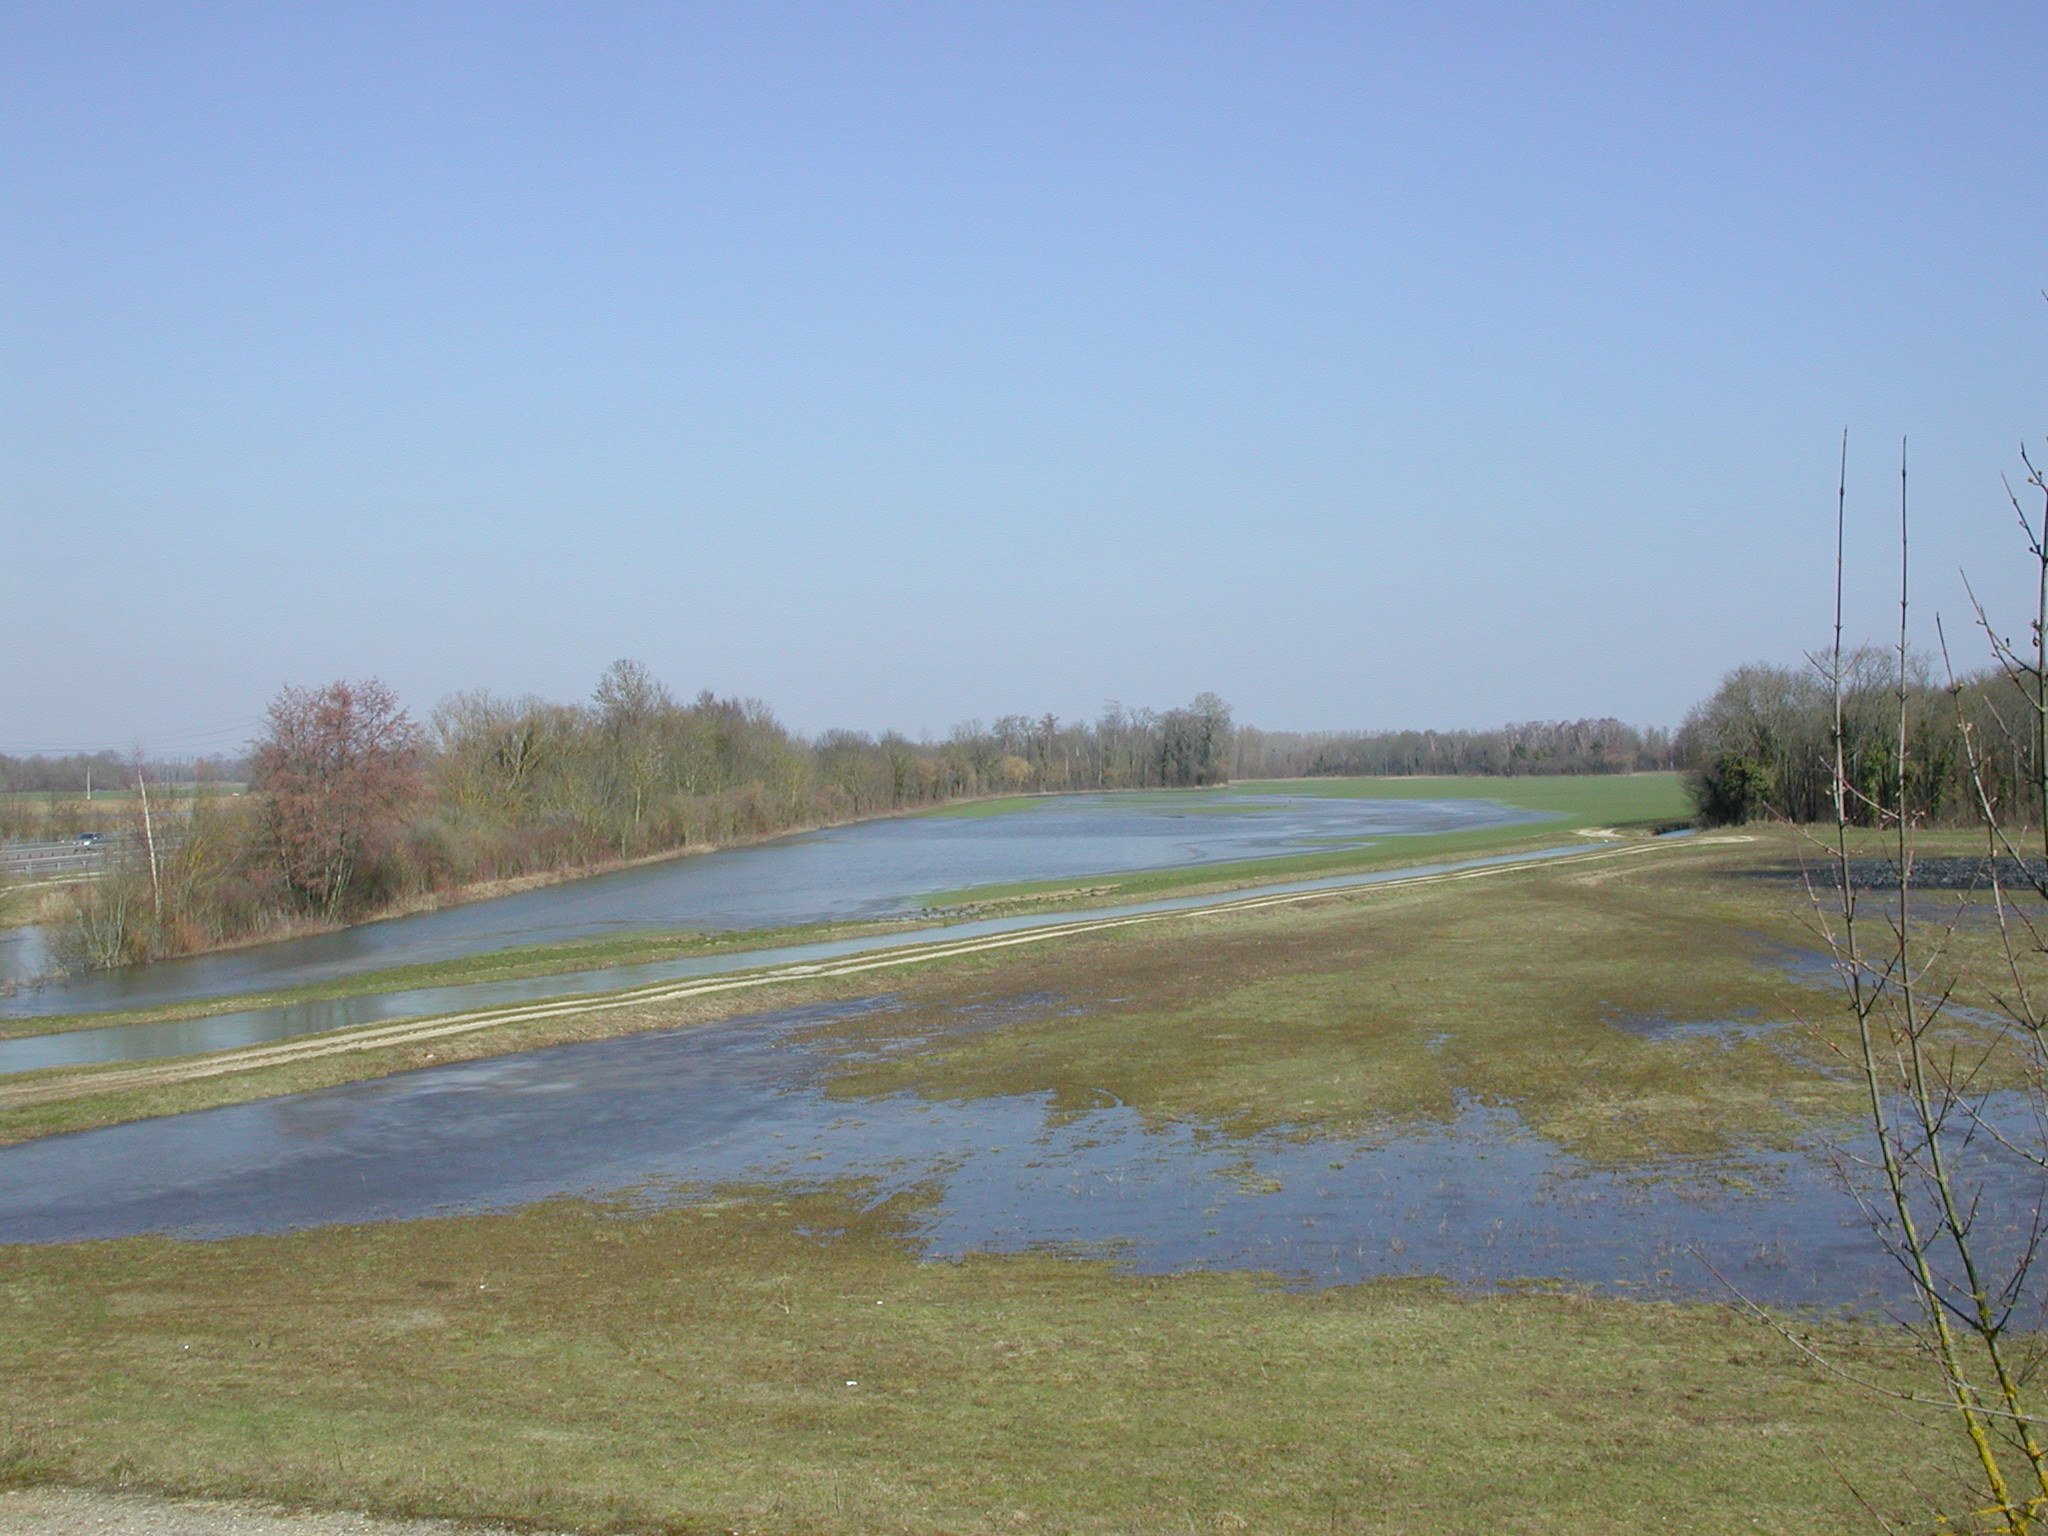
0,834,137,880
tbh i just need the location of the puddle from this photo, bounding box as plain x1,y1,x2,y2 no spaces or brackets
4,993,2038,1315
1611,1009,1787,1044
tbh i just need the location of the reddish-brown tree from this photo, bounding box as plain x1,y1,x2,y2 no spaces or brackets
249,679,425,917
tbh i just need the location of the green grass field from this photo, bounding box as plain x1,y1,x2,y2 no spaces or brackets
0,784,245,801
1229,771,1693,820
918,792,1064,818
0,1189,1967,1536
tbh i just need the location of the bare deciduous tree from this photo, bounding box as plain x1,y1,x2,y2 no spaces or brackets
250,679,425,918
1798,440,2048,1533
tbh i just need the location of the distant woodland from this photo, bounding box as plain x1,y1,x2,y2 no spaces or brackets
6,664,1684,972
0,752,236,799
1234,719,1673,779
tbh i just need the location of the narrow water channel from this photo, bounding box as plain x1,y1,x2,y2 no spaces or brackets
0,844,1594,1075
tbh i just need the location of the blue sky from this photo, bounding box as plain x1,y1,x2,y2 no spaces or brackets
4,3,2046,752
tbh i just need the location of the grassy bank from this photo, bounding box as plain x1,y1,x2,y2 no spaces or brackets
0,1190,1970,1534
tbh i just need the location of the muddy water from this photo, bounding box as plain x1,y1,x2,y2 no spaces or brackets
6,996,2036,1313
0,792,1546,1019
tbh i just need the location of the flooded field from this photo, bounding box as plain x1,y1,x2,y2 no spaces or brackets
0,844,1592,1073
7,992,2033,1313
1,791,1549,1019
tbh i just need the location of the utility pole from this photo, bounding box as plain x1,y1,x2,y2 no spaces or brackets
134,753,162,921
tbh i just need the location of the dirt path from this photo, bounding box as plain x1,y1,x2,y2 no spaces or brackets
0,838,1719,1115
0,1488,541,1536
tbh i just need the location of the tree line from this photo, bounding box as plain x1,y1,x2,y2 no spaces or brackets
1235,718,1675,779
44,667,1237,968
0,751,238,794
1676,649,2037,827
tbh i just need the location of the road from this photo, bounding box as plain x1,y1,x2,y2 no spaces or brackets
0,836,128,881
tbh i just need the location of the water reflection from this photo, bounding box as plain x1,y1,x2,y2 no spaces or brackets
6,996,2035,1313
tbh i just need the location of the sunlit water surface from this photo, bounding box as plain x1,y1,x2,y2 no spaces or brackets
0,845,1596,1075
1,792,1547,1018
7,997,2038,1313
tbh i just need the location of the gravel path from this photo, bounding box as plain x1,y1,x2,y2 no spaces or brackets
0,1488,538,1536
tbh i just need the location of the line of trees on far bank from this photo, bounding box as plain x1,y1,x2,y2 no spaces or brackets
42,668,1237,969
1234,718,1675,779
26,665,1704,973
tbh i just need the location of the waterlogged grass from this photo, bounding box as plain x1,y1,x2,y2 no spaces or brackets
0,1190,1972,1534
4,831,1861,1166
825,834,1863,1165
921,825,1602,912
0,826,2015,1530
918,793,1063,819
920,773,1691,909
0,916,937,1041
0,958,906,1150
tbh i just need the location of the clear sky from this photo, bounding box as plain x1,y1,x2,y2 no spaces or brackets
4,3,2046,754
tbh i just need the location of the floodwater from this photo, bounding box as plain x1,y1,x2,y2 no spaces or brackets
5,996,2041,1314
0,927,49,993
0,790,1548,1020
0,844,1595,1075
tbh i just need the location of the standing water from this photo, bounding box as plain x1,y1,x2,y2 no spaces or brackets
5,995,2035,1315
1,791,1549,1018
